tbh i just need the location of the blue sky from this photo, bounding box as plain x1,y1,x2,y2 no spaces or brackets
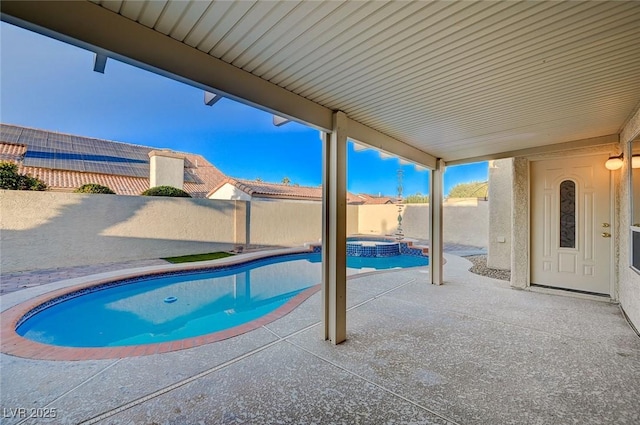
0,22,488,197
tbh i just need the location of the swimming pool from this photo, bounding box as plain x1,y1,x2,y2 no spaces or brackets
15,252,428,349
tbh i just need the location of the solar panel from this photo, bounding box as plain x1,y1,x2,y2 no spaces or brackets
1,124,197,182
0,125,22,143
23,146,150,178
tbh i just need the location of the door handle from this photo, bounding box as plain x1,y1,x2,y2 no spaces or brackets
602,232,611,238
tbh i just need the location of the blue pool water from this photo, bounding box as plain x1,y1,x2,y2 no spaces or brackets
17,253,428,348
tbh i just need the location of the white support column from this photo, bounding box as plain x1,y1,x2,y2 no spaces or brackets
322,111,348,344
430,159,445,285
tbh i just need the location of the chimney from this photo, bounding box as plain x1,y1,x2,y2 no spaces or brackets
148,150,185,189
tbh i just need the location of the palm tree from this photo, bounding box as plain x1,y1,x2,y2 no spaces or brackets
281,177,291,185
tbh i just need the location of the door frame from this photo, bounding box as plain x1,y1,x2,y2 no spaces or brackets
527,152,616,298
609,171,616,297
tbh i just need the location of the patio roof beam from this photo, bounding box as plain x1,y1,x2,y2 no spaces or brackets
92,53,107,74
446,134,619,166
346,118,437,170
204,91,222,107
272,116,291,127
620,105,640,144
1,0,439,171
0,0,333,132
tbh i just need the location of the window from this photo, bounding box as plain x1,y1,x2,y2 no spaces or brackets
559,180,576,248
631,139,640,271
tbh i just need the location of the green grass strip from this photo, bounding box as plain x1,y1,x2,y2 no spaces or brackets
162,252,235,264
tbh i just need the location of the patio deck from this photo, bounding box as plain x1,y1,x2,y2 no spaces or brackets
1,254,638,424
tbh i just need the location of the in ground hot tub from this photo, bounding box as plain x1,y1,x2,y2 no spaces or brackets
346,237,401,257
340,236,429,259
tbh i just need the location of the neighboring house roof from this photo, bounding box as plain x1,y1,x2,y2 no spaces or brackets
357,194,395,205
20,165,149,195
0,123,227,197
182,155,227,198
0,142,26,162
2,123,394,203
208,178,365,204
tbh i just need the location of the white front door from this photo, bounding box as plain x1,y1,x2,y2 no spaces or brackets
531,154,611,295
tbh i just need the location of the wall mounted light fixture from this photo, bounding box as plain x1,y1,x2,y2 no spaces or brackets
605,153,624,170
604,153,640,170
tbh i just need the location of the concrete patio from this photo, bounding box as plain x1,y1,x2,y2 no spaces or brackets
1,254,638,425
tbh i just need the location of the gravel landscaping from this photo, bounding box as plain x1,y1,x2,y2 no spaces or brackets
465,254,511,281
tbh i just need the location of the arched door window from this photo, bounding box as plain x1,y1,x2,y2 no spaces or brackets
559,180,576,248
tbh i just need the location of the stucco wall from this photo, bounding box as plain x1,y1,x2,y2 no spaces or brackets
149,152,184,189
487,159,513,270
357,202,488,247
1,192,488,273
402,205,430,240
618,117,640,331
248,201,360,246
347,205,359,237
248,200,320,246
443,199,489,248
358,204,415,237
511,157,530,289
0,190,238,272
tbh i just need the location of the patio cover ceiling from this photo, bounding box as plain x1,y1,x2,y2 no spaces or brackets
2,0,640,166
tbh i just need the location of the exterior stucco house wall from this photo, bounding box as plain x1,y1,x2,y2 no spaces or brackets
487,159,512,270
487,128,640,332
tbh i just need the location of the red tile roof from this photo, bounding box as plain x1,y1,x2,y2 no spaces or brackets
357,194,395,204
9,154,227,197
0,124,227,197
236,179,327,200
0,142,26,162
209,178,365,204
18,165,149,195
182,154,228,198
1,150,227,198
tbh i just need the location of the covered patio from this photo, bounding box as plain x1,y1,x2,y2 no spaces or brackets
1,2,640,423
3,0,640,342
1,255,638,424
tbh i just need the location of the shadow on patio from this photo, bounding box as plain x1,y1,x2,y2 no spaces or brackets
1,254,638,424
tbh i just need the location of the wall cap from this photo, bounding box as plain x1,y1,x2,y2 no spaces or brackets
148,150,185,160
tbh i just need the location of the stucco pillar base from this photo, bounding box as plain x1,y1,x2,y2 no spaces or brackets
511,157,529,289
